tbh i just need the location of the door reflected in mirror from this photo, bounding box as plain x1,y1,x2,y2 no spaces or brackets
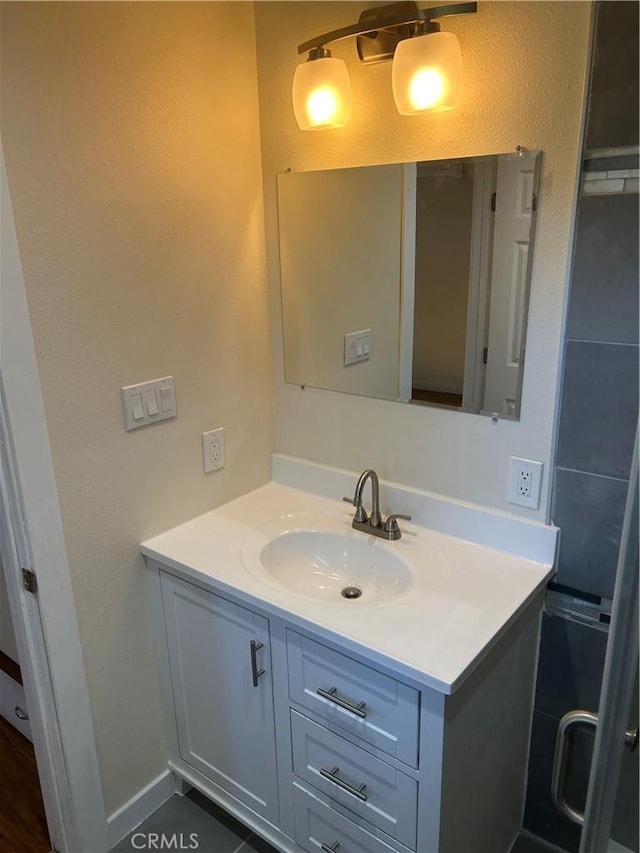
277,150,541,420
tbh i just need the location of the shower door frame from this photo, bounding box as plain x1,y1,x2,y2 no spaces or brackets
579,430,639,853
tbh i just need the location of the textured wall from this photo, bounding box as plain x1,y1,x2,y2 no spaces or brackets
256,1,591,518
1,1,271,815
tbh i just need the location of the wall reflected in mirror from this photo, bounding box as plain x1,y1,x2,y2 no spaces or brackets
277,150,541,420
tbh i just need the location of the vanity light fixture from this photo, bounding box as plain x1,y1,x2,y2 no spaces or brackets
292,47,351,130
292,1,477,129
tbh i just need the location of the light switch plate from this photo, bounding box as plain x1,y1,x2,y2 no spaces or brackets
344,329,372,366
122,376,176,431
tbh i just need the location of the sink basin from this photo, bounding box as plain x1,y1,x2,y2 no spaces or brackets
242,524,412,603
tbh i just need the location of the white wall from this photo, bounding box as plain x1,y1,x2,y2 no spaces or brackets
279,164,404,399
1,1,271,816
256,0,591,520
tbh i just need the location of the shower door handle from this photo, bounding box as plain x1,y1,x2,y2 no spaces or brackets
552,710,598,826
551,709,638,826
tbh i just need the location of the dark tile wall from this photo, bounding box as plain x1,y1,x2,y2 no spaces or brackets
534,614,608,717
552,468,629,599
556,341,638,484
524,615,613,852
524,2,639,849
567,194,639,345
524,615,609,850
585,1,639,150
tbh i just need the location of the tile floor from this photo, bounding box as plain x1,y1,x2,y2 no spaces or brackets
512,830,568,853
111,789,567,853
111,790,276,853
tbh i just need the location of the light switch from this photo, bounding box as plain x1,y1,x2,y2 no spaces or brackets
122,376,176,431
159,386,172,413
144,389,159,416
132,394,145,421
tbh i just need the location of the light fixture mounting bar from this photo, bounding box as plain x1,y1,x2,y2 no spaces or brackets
297,1,477,55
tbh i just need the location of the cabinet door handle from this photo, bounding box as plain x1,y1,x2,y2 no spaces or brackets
317,686,367,718
249,640,265,687
320,842,340,853
320,765,368,801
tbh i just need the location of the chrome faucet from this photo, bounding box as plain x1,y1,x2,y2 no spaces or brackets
343,468,412,541
355,469,382,528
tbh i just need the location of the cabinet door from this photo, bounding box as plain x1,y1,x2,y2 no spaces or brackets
160,573,278,823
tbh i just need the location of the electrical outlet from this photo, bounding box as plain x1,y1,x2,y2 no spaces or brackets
202,427,225,473
508,457,543,509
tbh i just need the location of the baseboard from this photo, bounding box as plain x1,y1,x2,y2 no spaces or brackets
107,768,176,848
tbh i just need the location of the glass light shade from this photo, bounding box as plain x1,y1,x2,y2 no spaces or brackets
292,56,351,130
392,31,463,115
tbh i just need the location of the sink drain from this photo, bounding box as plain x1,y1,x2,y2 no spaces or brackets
341,586,362,600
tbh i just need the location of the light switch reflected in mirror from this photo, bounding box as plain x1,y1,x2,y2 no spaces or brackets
277,150,542,420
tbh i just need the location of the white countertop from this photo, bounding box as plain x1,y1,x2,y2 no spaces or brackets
141,477,556,694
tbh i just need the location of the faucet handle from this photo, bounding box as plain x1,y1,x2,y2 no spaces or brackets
343,496,368,523
383,513,412,534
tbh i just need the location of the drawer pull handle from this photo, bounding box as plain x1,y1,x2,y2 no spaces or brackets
320,842,340,853
320,765,368,802
316,686,367,719
249,640,265,688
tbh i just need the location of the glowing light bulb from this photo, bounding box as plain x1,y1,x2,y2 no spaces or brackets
408,68,445,111
307,87,339,125
392,31,463,115
292,55,351,130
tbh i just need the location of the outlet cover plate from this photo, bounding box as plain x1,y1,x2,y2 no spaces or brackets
202,427,225,473
509,457,543,509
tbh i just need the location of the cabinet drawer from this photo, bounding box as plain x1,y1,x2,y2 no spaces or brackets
292,782,401,853
291,710,417,850
287,631,419,767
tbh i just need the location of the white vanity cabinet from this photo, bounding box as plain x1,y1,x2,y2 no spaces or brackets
159,572,279,824
148,560,542,853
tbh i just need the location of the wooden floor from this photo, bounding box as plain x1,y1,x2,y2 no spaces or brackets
412,387,463,408
0,712,50,853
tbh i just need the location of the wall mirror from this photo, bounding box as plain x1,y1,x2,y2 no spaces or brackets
277,150,541,419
